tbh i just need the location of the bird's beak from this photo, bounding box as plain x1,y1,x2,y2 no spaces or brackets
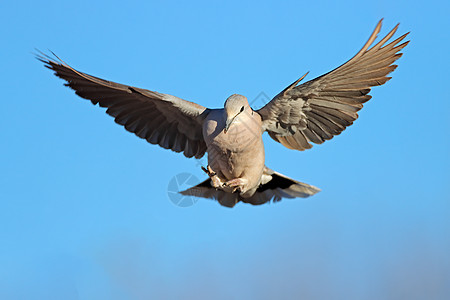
224,118,233,134
224,114,238,134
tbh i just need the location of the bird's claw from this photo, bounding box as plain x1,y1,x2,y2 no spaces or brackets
202,167,245,193
223,178,245,193
202,165,223,189
201,165,216,177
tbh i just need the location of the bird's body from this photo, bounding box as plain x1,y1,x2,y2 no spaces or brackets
202,100,265,197
38,19,409,207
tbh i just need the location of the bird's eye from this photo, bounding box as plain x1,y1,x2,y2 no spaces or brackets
240,106,244,112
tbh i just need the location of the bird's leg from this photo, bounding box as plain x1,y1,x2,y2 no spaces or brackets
201,165,225,189
223,178,248,193
201,165,216,177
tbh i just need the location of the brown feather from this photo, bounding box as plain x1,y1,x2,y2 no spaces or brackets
38,54,209,158
257,20,408,151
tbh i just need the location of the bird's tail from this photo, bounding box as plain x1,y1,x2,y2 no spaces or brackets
179,167,320,207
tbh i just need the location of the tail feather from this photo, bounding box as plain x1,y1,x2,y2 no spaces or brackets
179,167,320,207
180,180,240,207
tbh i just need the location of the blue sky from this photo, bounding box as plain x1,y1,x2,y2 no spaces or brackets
1,0,449,299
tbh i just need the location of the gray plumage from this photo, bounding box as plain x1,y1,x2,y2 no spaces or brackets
38,19,408,207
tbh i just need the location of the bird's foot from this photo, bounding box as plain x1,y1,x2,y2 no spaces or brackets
202,165,223,189
201,166,248,193
201,165,216,177
223,178,248,193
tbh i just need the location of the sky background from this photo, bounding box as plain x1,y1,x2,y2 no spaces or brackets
1,0,449,299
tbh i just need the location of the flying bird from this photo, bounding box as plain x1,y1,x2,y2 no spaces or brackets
38,19,409,207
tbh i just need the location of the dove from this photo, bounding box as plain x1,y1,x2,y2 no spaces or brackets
38,19,408,207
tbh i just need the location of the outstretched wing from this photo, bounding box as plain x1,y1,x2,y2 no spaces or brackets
38,53,209,158
257,19,409,151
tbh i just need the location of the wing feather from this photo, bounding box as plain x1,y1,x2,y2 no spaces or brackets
257,19,408,150
38,53,209,158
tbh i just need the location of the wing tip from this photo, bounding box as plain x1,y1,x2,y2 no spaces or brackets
34,49,62,65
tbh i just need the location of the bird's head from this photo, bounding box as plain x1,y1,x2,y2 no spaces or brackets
223,94,250,133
